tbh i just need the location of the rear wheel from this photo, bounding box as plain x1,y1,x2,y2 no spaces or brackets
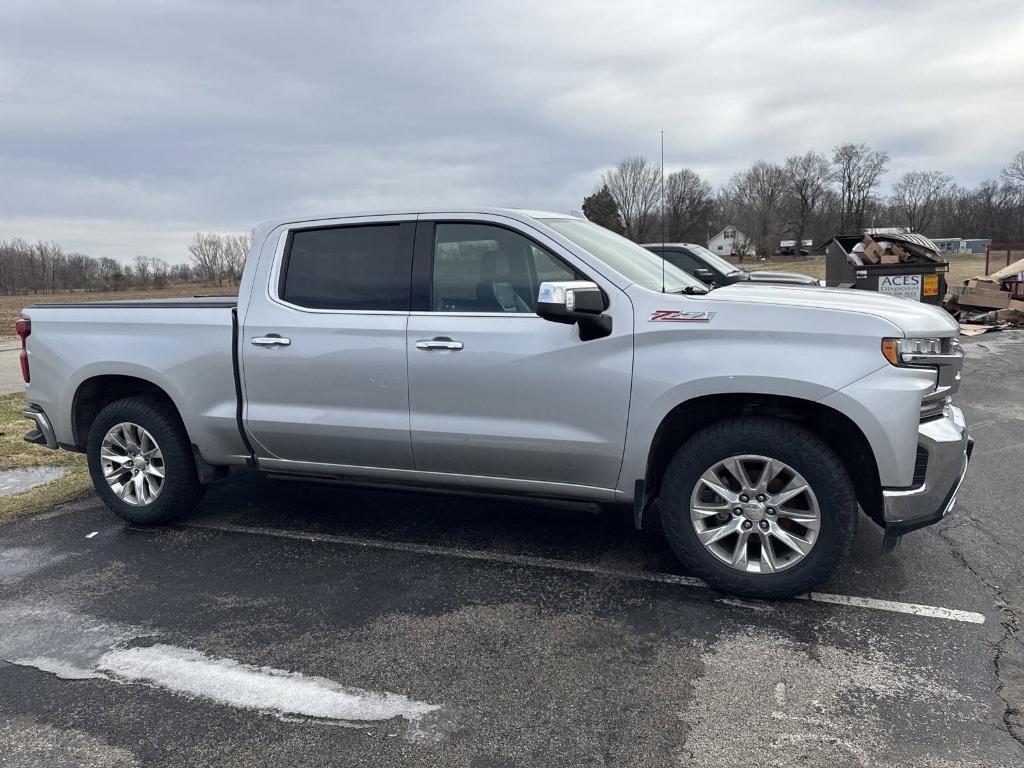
660,416,857,598
87,396,204,524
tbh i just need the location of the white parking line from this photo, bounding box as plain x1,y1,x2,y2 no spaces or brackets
183,521,987,625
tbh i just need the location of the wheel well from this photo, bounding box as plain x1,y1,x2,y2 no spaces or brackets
71,375,180,451
643,393,883,527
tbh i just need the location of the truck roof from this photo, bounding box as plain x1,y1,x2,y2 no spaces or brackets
253,208,579,235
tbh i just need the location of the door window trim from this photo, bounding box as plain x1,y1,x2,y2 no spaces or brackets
267,219,416,315
412,219,597,316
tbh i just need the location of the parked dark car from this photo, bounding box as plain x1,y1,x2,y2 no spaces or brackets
643,243,821,288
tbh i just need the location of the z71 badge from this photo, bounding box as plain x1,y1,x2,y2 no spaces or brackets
649,310,716,323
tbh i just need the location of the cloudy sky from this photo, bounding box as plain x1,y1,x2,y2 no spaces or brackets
2,0,1022,263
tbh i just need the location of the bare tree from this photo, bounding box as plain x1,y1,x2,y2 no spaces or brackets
1002,150,1024,189
783,151,832,253
222,233,252,284
890,170,953,233
151,258,170,289
602,156,662,242
188,232,225,285
663,168,714,243
832,143,889,232
132,255,152,287
726,160,788,256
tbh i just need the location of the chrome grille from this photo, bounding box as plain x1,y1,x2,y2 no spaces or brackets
918,337,963,421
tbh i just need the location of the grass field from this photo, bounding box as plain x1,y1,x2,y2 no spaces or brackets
0,283,230,330
749,253,991,287
0,392,92,520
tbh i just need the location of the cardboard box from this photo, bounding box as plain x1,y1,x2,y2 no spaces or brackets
955,286,1011,309
860,236,883,265
986,308,1024,325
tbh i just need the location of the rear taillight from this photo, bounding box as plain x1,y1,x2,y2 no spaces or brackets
15,317,30,383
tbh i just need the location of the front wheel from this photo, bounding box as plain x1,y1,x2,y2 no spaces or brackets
660,416,857,598
87,396,204,524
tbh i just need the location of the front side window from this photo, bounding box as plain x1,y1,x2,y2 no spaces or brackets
432,223,578,313
280,224,401,310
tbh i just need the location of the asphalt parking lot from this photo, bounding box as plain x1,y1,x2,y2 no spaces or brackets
1,331,1023,767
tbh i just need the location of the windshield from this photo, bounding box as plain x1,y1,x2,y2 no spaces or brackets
540,218,706,293
685,244,744,275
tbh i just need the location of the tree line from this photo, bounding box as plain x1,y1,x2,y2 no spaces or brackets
0,231,252,295
584,146,1024,256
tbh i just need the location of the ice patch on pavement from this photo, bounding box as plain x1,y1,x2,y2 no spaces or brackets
0,466,69,497
96,644,440,724
0,600,441,738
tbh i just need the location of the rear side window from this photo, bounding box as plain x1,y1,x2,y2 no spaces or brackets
280,225,401,310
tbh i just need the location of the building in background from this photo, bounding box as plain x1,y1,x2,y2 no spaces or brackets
708,226,756,258
930,237,991,254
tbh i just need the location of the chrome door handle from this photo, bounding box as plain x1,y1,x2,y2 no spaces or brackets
251,336,291,347
416,338,464,351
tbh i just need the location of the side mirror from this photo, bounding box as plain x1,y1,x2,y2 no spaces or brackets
693,267,715,283
536,281,612,341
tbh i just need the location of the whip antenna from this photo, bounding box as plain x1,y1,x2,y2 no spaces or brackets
661,130,666,294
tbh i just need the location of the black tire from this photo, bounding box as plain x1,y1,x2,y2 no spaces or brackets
87,396,204,524
660,416,857,598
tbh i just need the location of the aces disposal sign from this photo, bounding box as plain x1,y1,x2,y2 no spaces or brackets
878,274,926,301
876,274,937,303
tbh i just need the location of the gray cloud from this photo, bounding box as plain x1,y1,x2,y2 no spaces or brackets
1,0,1022,262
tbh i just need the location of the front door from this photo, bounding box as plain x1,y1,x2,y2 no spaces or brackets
242,218,415,470
407,218,633,493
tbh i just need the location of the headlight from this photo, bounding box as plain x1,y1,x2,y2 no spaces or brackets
881,337,945,366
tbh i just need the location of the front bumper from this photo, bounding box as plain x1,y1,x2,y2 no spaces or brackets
881,404,973,544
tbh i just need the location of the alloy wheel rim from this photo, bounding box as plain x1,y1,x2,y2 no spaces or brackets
689,454,820,574
100,422,165,506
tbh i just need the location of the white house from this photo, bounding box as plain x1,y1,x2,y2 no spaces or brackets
708,226,756,258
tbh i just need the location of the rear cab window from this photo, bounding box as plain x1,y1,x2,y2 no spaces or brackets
279,224,410,311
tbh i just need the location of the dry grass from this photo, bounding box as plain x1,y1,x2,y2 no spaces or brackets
746,253,991,287
0,392,92,520
0,283,229,330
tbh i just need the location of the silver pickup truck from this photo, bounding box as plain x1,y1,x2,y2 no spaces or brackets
16,209,973,597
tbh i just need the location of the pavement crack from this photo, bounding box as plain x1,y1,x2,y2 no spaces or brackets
937,521,1024,751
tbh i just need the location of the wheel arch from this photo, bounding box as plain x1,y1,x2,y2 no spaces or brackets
640,393,883,528
71,374,183,451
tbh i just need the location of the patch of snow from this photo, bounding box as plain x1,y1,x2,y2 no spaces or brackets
97,644,440,724
0,466,70,497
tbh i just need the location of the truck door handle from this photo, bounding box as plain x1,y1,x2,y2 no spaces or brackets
415,338,464,351
251,335,291,348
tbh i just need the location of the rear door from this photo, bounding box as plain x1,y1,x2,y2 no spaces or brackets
406,216,633,495
241,217,416,470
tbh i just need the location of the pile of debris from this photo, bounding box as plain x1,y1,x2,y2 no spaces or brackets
851,234,938,265
944,257,1024,335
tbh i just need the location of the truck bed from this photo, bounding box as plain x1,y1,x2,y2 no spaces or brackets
23,298,249,465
